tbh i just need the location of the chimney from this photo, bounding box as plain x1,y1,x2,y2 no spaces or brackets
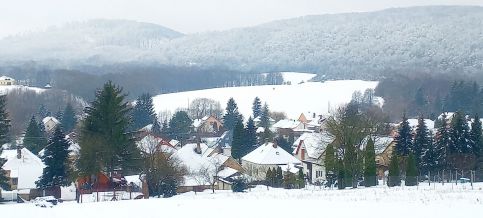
17,146,22,159
272,141,278,148
195,138,202,154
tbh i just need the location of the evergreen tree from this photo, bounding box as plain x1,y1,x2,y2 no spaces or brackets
132,93,156,130
324,143,336,185
252,97,262,118
449,111,471,154
434,113,450,170
275,136,293,153
469,114,482,158
343,144,357,188
364,137,377,187
388,152,401,187
337,158,345,189
245,117,257,147
23,115,47,154
151,117,162,136
61,103,77,133
395,114,413,156
37,104,49,119
276,166,283,188
405,153,418,186
223,98,242,131
259,103,271,129
413,116,431,168
36,126,71,189
0,147,9,190
265,168,273,186
297,168,305,188
161,120,169,136
231,120,246,160
0,95,11,145
168,111,192,144
420,134,437,175
78,81,142,177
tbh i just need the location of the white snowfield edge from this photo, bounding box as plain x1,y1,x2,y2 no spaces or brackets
153,79,380,119
1,184,482,218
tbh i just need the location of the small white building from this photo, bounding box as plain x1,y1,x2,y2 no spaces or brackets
241,142,301,180
0,147,45,199
0,76,15,86
292,132,334,183
42,116,60,133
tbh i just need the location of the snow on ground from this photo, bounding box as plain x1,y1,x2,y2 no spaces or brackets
1,183,482,218
280,72,317,84
153,80,379,119
0,85,46,94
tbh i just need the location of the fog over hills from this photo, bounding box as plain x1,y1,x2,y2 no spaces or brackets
2,6,483,79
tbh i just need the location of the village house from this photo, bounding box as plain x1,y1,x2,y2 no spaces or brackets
297,112,327,132
42,116,61,133
136,132,177,155
0,146,45,200
292,132,335,183
173,142,243,193
362,136,396,180
241,142,301,180
0,76,15,86
272,119,312,141
193,115,224,137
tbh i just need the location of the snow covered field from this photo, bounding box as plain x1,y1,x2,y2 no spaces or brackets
0,85,46,95
2,184,481,218
153,75,379,118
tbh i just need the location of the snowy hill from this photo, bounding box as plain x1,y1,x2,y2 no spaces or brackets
152,79,379,119
0,19,183,63
2,6,483,79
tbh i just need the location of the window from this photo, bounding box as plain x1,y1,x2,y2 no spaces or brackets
12,178,18,185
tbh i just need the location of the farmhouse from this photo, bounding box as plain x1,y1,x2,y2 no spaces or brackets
292,132,335,183
0,76,15,86
42,116,61,133
193,115,224,137
272,119,311,140
241,142,301,180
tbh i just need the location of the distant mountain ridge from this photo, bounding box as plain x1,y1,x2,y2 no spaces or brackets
1,6,483,79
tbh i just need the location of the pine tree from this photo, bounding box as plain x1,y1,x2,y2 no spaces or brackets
161,120,169,136
405,153,418,186
364,137,377,187
259,103,271,129
61,103,77,133
395,114,413,156
469,114,482,158
413,116,431,168
78,81,142,177
324,143,336,185
252,97,262,118
23,115,47,154
231,120,246,160
449,111,470,154
0,95,11,145
0,147,9,190
168,111,192,144
276,166,283,188
388,152,401,187
223,98,242,131
245,117,257,148
36,126,71,189
337,158,345,189
297,168,305,188
132,93,156,130
151,117,162,136
265,168,273,186
420,134,437,175
434,113,450,170
37,104,49,119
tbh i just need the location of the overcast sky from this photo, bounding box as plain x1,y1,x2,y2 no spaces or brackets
1,0,482,38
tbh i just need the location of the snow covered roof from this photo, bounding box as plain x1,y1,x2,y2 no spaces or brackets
136,134,177,154
242,142,301,165
124,175,142,187
42,116,60,125
437,112,455,121
273,119,303,129
217,167,238,178
139,124,153,132
0,76,14,81
292,132,335,159
253,116,275,122
256,127,265,133
406,119,435,131
361,136,394,155
1,148,45,190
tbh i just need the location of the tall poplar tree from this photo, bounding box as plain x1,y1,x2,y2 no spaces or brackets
364,137,377,187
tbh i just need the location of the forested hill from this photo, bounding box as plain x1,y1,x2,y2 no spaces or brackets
2,6,483,80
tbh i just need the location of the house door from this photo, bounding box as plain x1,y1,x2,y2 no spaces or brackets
307,163,312,183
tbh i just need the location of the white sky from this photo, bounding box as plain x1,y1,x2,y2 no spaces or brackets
1,0,482,38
